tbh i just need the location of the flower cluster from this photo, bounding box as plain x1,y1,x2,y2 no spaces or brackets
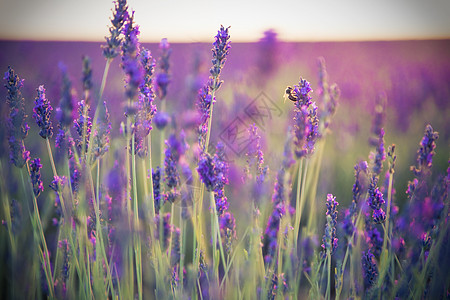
164,138,181,203
74,100,92,153
121,12,143,101
4,66,30,168
343,161,369,238
137,48,157,136
152,167,162,214
92,101,111,159
156,38,172,100
197,25,230,151
81,56,93,95
291,78,320,158
322,194,339,255
362,249,378,290
30,158,44,197
33,85,53,139
411,124,439,177
367,176,386,224
103,0,128,59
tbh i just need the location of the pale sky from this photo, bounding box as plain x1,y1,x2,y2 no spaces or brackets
0,0,449,42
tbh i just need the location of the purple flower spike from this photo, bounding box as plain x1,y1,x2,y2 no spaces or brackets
4,66,30,168
92,101,111,159
322,194,339,255
137,48,157,136
411,124,439,177
209,25,231,91
164,140,180,203
121,12,143,101
198,152,215,191
81,56,93,93
293,105,308,158
57,63,75,129
362,249,378,290
219,212,236,255
30,158,44,197
55,128,74,159
156,38,172,100
291,78,313,107
155,213,172,251
263,204,285,265
367,176,386,224
152,167,162,214
103,0,128,59
343,161,369,238
33,85,53,139
74,100,92,153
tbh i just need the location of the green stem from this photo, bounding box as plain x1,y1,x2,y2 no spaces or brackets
326,251,331,300
294,158,303,253
131,133,143,300
21,166,55,298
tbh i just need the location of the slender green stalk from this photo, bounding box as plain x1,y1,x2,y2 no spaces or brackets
294,158,303,251
325,251,331,300
131,134,143,300
21,166,55,298
378,171,394,291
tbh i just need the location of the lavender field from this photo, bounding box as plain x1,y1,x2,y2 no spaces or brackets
0,1,449,299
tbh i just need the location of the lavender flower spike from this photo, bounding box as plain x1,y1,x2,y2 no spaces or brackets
103,0,128,59
4,66,30,168
362,249,378,290
209,25,231,91
30,158,44,197
121,11,143,101
92,101,111,159
156,38,172,100
367,176,386,224
291,78,313,107
74,100,92,153
33,85,53,139
321,194,339,255
411,124,439,177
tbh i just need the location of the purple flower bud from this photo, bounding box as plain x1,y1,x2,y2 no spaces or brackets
30,158,44,197
367,176,386,224
33,85,53,139
154,111,170,130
